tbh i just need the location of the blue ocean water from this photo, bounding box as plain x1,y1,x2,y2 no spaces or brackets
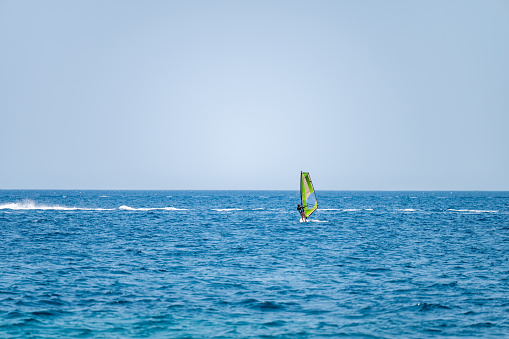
1,190,508,338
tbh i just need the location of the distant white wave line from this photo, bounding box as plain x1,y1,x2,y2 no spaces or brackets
0,201,114,211
448,209,498,213
118,206,188,211
212,208,243,212
397,209,419,212
0,201,187,211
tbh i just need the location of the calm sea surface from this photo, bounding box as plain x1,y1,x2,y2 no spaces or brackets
1,190,508,338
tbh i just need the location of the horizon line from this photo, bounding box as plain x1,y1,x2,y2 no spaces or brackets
1,188,508,192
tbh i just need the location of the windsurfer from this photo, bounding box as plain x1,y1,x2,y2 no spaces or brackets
297,204,306,222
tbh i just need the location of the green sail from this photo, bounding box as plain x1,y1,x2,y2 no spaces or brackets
300,171,318,218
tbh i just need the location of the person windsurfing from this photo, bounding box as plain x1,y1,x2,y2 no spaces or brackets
297,204,306,222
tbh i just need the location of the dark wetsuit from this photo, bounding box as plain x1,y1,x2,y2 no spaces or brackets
297,205,305,219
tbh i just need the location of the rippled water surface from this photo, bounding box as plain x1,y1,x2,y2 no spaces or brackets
1,190,509,338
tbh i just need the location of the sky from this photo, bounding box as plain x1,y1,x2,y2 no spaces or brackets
1,1,508,190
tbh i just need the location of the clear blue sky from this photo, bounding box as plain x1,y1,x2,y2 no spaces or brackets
1,1,508,190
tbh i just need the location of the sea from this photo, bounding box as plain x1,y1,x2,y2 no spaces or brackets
0,190,508,338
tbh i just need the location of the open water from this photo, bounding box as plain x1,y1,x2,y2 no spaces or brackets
1,190,508,338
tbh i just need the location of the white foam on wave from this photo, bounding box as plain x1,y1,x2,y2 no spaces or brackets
0,200,187,212
118,206,188,211
398,209,418,212
448,209,498,213
212,208,243,212
0,200,114,211
299,218,327,223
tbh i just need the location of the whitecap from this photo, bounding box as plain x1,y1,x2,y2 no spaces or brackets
0,200,114,211
212,208,243,212
448,209,498,213
119,206,187,211
0,200,72,210
163,207,188,211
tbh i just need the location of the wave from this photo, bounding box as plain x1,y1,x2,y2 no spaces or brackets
300,218,327,223
212,208,243,212
397,209,419,212
0,200,114,211
0,200,187,211
118,206,188,211
448,209,498,213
